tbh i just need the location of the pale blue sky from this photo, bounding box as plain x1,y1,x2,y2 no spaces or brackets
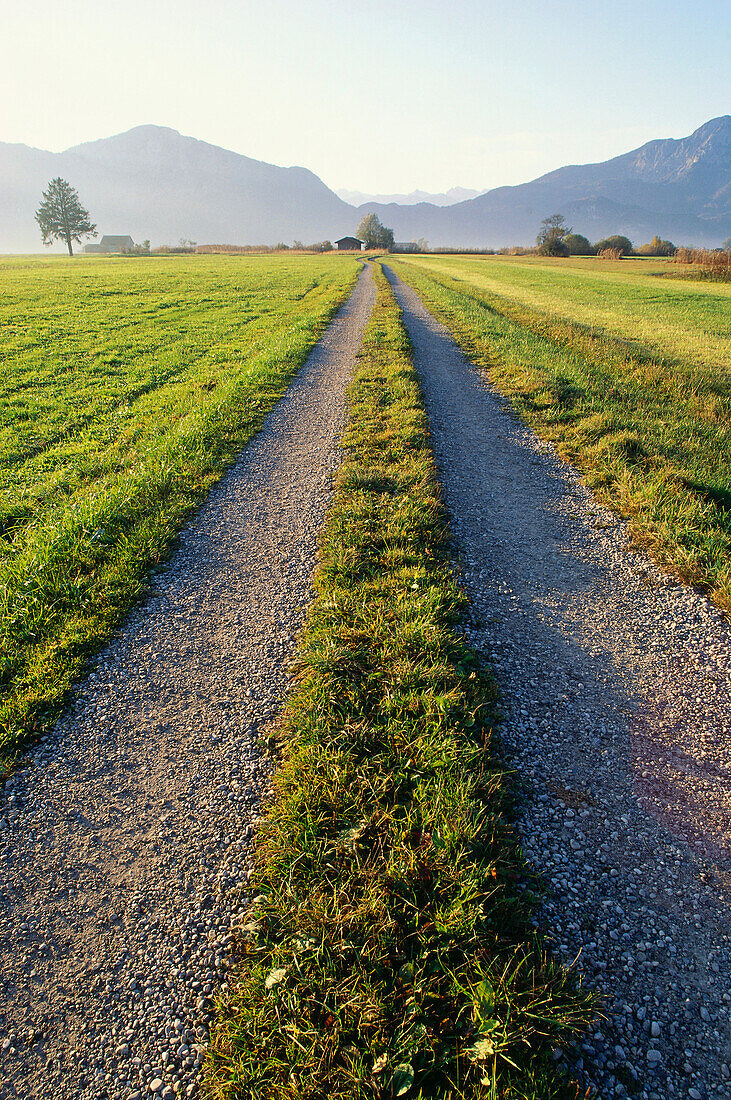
1,0,729,193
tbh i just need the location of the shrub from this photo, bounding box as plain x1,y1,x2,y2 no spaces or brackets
593,235,633,256
563,233,594,255
596,247,623,260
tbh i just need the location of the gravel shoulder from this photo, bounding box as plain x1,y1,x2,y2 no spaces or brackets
0,263,375,1100
385,265,731,1100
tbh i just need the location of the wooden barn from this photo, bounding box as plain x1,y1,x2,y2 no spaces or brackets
334,236,365,251
84,235,135,254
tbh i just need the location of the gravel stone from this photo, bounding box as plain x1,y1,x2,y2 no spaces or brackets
386,265,731,1100
0,266,375,1099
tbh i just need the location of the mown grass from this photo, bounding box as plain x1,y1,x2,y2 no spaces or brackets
395,255,731,372
0,254,360,765
205,268,590,1100
385,255,731,613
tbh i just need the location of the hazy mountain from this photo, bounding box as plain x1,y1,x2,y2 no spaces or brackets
1,118,729,252
337,186,482,207
361,116,731,248
0,125,354,252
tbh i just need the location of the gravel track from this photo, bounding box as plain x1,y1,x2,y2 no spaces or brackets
385,266,731,1100
0,263,375,1100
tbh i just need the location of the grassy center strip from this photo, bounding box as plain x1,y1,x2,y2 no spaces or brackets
205,268,590,1100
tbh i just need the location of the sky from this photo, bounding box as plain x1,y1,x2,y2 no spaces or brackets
1,0,730,195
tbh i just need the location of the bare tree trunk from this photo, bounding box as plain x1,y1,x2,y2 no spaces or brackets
66,234,73,257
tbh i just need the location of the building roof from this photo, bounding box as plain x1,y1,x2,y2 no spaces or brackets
99,235,135,249
334,236,364,244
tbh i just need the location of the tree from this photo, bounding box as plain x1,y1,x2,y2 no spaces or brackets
636,235,676,257
536,213,571,256
356,212,394,251
563,233,593,255
35,178,96,256
722,237,731,252
593,235,633,256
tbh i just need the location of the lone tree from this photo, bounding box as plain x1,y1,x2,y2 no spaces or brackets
536,213,571,256
356,212,394,251
35,178,96,256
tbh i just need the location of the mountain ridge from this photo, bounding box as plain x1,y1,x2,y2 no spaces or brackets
1,117,729,252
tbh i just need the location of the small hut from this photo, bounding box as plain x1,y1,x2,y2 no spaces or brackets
334,236,365,251
84,235,135,254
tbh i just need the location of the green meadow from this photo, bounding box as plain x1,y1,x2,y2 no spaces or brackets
386,254,731,612
0,253,359,763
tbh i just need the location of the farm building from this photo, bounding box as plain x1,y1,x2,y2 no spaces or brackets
84,235,135,253
334,236,365,251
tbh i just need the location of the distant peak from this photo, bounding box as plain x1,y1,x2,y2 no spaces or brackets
64,124,186,155
692,114,731,134
121,124,183,138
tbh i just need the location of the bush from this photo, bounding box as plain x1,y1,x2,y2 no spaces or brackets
593,235,633,256
563,233,593,255
596,247,623,260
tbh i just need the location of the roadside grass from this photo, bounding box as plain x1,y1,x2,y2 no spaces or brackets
384,256,731,613
393,254,731,373
205,268,591,1100
0,254,359,766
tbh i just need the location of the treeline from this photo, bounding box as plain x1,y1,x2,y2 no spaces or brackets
196,241,333,254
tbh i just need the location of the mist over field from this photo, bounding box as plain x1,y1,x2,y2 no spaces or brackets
1,116,729,252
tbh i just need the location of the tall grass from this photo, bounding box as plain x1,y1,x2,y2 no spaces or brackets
673,247,731,281
205,268,591,1100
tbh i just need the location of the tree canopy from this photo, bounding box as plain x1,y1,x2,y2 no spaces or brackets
594,235,633,256
356,213,394,251
536,214,572,257
563,233,593,256
35,178,96,256
636,236,676,257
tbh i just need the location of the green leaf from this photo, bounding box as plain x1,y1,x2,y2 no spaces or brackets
475,979,495,1013
392,1063,415,1096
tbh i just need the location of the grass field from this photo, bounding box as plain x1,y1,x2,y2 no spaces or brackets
0,253,359,765
207,267,590,1100
402,255,731,371
385,254,731,612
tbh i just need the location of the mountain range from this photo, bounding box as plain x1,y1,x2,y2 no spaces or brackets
1,117,729,252
336,186,482,207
